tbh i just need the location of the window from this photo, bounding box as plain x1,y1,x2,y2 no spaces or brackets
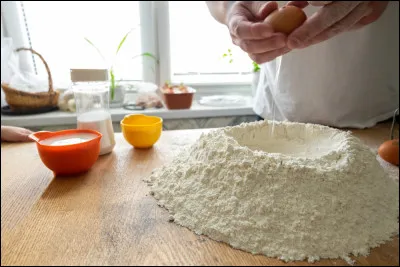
5,1,253,88
168,1,253,85
22,1,143,84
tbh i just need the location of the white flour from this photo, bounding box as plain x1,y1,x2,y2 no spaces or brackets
146,120,399,264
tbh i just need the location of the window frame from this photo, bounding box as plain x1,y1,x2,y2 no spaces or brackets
145,1,252,93
7,1,252,94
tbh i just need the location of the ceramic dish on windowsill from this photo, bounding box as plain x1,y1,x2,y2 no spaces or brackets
158,82,196,110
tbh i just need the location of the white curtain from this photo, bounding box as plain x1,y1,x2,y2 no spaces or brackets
1,1,35,106
1,1,34,73
1,11,5,106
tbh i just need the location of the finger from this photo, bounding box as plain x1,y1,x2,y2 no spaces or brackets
229,17,275,39
238,34,287,53
13,129,32,142
298,2,371,48
16,128,33,142
23,131,34,141
21,128,33,134
286,1,309,9
25,137,34,142
19,134,33,142
351,1,389,29
258,1,279,20
307,1,333,7
249,47,291,64
287,1,362,49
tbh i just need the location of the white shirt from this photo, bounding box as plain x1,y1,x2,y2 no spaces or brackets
253,2,399,128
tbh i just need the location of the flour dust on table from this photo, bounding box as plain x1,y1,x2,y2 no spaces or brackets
145,120,399,264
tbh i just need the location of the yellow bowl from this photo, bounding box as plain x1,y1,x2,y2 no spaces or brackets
120,114,163,148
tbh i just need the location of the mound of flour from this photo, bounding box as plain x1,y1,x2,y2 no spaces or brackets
146,120,399,264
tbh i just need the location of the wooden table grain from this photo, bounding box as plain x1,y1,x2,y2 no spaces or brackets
1,123,399,266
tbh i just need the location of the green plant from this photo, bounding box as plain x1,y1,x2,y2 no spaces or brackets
85,29,158,100
222,49,234,63
222,48,260,73
252,61,260,73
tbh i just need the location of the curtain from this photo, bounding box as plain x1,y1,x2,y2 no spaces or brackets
1,1,36,107
1,1,35,73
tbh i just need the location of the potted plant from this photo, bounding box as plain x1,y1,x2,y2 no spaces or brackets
85,29,158,106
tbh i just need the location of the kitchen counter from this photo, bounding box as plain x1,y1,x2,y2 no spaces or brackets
1,122,398,266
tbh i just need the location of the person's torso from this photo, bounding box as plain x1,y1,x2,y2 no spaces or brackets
254,2,399,128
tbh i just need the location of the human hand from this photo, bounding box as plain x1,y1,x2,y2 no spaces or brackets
287,1,389,49
1,126,34,142
226,1,291,64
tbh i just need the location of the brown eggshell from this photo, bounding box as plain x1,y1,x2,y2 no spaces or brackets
264,6,307,34
378,139,399,166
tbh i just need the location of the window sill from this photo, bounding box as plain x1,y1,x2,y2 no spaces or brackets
1,98,255,128
171,74,253,86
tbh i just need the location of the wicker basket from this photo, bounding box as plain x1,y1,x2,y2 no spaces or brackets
1,48,59,111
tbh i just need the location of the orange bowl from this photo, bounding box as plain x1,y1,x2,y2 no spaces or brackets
29,129,102,176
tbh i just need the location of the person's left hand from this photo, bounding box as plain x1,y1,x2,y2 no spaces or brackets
1,126,34,142
226,1,291,64
286,1,389,49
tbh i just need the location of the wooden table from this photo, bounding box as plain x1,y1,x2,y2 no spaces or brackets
1,123,399,266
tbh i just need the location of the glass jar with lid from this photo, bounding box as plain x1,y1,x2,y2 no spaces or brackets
71,69,116,155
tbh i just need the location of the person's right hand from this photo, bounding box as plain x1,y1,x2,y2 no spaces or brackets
287,1,389,49
226,1,291,64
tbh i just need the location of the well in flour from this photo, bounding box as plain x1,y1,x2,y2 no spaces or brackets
145,120,399,264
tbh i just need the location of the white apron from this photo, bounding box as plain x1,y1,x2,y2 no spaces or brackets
253,2,399,128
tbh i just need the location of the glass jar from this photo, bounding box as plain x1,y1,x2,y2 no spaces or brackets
122,83,140,110
73,82,116,155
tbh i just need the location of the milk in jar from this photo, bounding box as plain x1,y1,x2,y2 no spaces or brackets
77,110,115,155
73,80,116,155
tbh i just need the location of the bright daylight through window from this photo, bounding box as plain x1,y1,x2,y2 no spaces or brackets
168,1,253,84
18,1,253,86
21,1,143,84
